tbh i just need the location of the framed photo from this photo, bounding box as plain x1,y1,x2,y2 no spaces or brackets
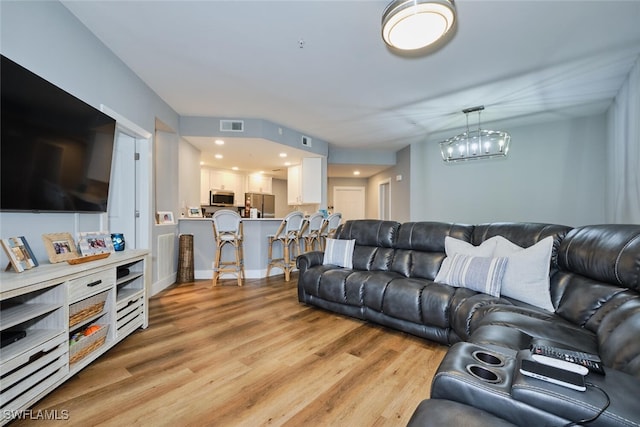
42,232,78,263
187,207,202,218
158,211,175,224
77,232,114,257
1,236,38,273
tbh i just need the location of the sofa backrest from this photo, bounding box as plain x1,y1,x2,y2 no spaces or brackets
553,224,640,376
336,220,400,271
472,222,572,270
391,222,474,279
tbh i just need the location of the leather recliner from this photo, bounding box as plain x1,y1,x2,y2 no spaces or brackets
297,220,640,425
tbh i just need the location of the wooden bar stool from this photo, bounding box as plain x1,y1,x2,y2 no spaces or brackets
319,212,342,250
300,212,324,253
212,209,244,286
267,211,304,281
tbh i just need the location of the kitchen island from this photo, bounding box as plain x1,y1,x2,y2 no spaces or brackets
179,217,293,280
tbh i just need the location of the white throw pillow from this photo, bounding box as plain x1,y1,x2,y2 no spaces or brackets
492,236,555,311
435,236,499,284
323,238,356,269
435,253,508,297
444,236,498,258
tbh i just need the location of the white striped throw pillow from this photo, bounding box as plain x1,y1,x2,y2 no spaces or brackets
435,253,508,297
323,238,356,269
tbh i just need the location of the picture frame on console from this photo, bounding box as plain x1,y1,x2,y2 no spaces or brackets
42,232,78,263
77,232,114,257
1,236,38,273
187,207,202,218
157,211,175,224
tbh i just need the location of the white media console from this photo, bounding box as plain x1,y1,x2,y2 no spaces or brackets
0,250,149,424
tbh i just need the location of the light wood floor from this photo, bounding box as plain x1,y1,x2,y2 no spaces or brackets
17,274,447,426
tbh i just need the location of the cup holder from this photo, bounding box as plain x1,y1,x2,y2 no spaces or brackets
466,364,502,384
472,350,505,367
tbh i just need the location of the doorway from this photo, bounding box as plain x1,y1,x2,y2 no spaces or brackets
103,106,152,250
333,186,365,221
379,179,391,220
109,130,138,248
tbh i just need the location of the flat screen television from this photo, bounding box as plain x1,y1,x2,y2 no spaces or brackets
1,54,117,213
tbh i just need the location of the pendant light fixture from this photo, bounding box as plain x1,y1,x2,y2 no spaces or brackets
382,0,457,51
440,106,511,163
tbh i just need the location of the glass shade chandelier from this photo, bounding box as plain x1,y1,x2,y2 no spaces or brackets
440,106,511,163
382,0,456,51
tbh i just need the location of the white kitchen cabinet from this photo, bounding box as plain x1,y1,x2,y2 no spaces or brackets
200,169,211,205
288,157,321,205
200,168,246,206
225,172,246,206
287,165,301,205
247,174,272,194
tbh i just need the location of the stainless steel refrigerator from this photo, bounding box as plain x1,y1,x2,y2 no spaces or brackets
245,193,275,218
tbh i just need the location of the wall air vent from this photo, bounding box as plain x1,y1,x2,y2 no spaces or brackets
220,120,244,132
301,135,312,147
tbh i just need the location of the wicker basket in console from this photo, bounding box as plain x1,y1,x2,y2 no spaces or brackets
69,291,108,327
69,325,109,364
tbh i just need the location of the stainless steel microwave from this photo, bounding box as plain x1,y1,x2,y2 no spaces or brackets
210,190,235,206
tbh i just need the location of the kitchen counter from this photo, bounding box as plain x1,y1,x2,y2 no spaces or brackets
179,217,282,221
178,217,290,279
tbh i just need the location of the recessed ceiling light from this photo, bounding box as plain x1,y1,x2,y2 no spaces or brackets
215,154,223,159
231,166,239,171
200,161,205,166
215,139,224,145
279,152,287,158
284,162,291,166
353,170,361,176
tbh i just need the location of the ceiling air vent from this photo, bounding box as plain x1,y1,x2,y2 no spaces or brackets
220,120,244,132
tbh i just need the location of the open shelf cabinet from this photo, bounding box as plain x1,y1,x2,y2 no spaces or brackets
0,250,148,425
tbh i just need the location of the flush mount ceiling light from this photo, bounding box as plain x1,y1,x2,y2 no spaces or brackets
382,0,456,51
440,106,511,163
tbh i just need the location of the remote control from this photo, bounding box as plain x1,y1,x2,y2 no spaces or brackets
530,344,605,375
532,354,589,375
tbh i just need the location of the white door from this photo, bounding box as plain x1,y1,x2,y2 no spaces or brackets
333,186,365,222
379,179,391,220
101,105,152,251
108,130,137,248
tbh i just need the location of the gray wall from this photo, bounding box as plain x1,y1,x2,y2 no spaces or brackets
272,178,290,218
410,114,607,226
367,146,411,222
178,138,202,213
0,1,179,290
0,1,177,138
155,130,180,214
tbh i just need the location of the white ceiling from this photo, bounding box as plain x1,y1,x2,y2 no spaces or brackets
188,136,323,179
62,0,640,178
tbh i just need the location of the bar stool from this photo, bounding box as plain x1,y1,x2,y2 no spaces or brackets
320,212,342,250
212,209,244,287
267,211,305,281
300,212,324,253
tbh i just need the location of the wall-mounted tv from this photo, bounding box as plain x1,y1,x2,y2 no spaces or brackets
1,54,117,213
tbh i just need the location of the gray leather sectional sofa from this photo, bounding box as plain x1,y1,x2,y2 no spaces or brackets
296,220,640,426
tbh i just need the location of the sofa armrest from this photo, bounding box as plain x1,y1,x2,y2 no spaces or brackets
473,304,559,327
512,351,640,426
449,293,507,341
296,251,324,273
